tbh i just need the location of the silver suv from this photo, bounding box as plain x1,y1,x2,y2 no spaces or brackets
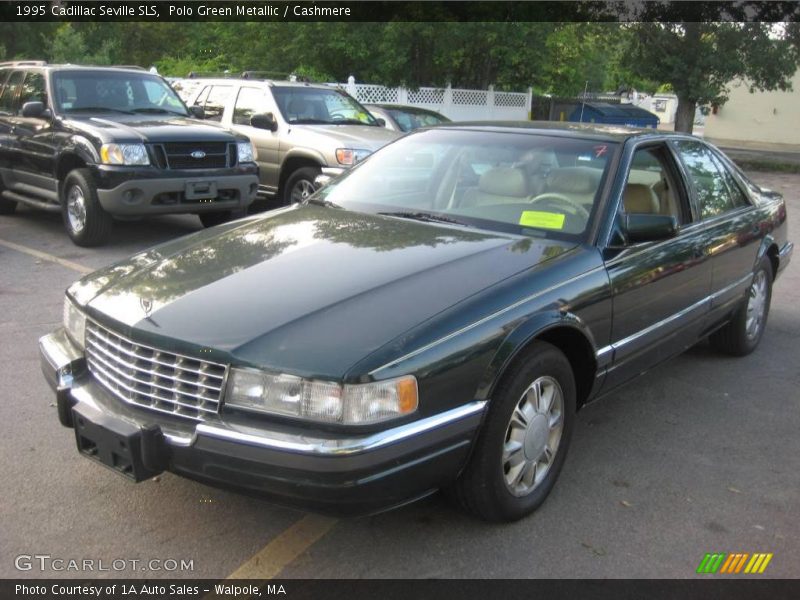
182,78,401,206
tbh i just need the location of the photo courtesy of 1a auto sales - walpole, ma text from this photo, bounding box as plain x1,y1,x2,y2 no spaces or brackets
0,2,798,599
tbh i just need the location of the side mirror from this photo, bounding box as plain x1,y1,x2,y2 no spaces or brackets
21,101,47,119
251,112,278,132
375,117,386,127
189,105,205,119
623,213,678,243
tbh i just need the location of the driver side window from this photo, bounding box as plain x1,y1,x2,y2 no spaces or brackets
622,146,686,224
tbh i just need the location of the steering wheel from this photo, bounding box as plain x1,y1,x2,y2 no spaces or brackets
528,192,590,220
329,111,348,121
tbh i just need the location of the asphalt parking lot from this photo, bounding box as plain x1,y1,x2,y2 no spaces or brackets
1,171,798,580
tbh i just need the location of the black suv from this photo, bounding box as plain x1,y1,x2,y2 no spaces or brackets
0,62,259,246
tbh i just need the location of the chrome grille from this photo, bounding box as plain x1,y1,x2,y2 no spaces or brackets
85,321,227,421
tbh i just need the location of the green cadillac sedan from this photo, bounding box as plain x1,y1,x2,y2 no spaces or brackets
40,122,792,521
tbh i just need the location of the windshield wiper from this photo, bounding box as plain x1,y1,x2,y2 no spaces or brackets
305,197,342,209
131,107,187,116
377,211,473,228
331,118,376,126
63,106,134,114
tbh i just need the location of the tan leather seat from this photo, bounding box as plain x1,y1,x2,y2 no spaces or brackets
623,183,659,214
460,167,528,207
544,167,602,208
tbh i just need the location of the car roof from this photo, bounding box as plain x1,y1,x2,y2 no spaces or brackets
433,120,691,142
365,104,447,117
178,77,337,90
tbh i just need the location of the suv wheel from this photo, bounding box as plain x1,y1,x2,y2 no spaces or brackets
283,167,321,205
61,169,113,247
0,177,16,215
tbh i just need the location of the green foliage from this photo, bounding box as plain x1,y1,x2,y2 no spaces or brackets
620,21,799,131
49,24,116,65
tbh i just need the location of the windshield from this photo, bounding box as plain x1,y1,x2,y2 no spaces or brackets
272,86,378,126
52,70,189,116
317,129,618,241
386,107,450,132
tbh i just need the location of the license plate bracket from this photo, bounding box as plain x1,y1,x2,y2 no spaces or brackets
72,403,164,482
185,180,218,200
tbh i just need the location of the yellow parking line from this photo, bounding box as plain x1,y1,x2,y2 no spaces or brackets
225,514,337,580
0,238,93,274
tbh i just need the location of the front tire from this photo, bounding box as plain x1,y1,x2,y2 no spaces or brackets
61,169,113,247
282,166,321,205
450,341,576,522
710,258,773,356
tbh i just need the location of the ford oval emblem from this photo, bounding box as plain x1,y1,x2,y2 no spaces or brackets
191,150,206,159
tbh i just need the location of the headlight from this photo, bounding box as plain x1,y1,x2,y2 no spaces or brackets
335,148,371,166
225,369,418,425
237,141,255,163
63,297,86,349
99,143,150,166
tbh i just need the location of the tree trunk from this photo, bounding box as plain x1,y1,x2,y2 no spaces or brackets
674,97,696,134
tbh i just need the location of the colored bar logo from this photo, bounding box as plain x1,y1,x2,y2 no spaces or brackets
697,552,773,574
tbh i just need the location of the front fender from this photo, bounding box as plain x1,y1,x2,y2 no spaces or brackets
56,136,100,180
282,148,326,170
476,310,600,401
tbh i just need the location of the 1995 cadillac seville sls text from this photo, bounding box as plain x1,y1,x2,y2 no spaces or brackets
40,123,792,521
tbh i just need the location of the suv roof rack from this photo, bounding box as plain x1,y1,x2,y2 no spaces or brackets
185,70,309,82
0,60,47,67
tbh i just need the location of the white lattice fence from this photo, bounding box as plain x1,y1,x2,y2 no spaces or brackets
339,77,531,121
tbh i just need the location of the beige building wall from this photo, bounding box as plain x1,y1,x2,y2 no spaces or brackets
704,70,800,151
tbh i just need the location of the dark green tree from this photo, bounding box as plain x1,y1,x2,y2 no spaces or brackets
623,18,800,132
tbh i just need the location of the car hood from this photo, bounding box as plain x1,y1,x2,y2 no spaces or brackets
285,123,401,153
70,205,574,379
63,114,237,143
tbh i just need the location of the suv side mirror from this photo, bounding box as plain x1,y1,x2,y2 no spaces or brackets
21,101,48,119
189,105,205,119
251,112,277,132
375,117,386,127
623,213,678,243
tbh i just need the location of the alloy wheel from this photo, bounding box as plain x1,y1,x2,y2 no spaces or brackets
502,375,565,497
745,270,768,341
290,179,316,203
66,185,87,233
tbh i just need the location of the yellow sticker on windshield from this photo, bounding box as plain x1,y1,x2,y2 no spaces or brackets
519,211,566,230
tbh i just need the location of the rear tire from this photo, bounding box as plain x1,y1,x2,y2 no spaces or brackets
62,169,113,247
709,257,773,356
282,166,321,205
449,341,576,522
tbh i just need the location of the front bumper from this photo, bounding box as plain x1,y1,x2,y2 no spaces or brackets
39,329,485,516
91,164,259,216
